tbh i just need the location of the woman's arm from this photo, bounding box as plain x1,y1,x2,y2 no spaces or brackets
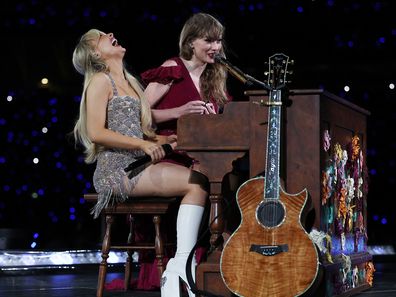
143,60,209,123
144,81,180,123
86,74,165,161
143,59,181,123
144,82,209,123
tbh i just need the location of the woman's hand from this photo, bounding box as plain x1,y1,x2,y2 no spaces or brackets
204,102,216,114
166,134,178,150
177,100,208,116
140,141,166,163
155,134,178,150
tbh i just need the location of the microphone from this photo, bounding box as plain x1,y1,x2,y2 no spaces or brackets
124,144,173,176
214,54,251,85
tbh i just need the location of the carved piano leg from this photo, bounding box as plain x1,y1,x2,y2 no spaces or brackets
208,193,225,252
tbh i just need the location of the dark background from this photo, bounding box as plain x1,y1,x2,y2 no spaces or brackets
0,0,395,250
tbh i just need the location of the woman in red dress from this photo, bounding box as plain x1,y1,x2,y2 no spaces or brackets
141,12,230,168
141,13,230,297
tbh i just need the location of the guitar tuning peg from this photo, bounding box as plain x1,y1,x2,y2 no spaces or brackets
264,71,269,76
286,80,292,84
287,70,294,75
288,60,295,65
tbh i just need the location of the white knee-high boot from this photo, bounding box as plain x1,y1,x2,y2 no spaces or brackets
161,204,204,297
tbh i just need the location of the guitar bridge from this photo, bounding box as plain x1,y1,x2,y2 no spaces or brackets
250,244,288,256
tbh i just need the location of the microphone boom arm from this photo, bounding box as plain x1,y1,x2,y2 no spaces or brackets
214,54,271,90
246,74,271,90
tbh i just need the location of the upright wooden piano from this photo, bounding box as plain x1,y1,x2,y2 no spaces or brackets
177,89,373,297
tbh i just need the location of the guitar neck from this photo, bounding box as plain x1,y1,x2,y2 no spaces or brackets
264,89,282,199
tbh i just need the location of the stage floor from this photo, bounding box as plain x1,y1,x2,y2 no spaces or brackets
0,258,395,297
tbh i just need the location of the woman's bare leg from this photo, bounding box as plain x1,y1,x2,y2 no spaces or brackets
129,162,207,296
130,162,207,206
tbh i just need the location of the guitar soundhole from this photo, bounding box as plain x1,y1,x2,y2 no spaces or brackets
256,200,285,228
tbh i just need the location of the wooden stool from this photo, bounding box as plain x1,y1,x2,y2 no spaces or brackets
84,193,177,297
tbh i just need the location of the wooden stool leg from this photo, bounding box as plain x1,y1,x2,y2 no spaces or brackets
124,214,135,290
153,215,165,278
97,214,113,297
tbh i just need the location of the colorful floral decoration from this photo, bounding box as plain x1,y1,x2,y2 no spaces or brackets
320,132,373,293
323,130,331,151
337,188,347,220
309,229,327,252
365,261,375,286
325,233,333,263
351,135,360,162
352,265,359,288
322,171,330,205
340,253,351,284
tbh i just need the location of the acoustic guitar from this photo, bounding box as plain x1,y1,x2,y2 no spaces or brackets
220,53,319,297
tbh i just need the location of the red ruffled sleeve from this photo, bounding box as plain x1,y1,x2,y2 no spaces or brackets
140,65,183,85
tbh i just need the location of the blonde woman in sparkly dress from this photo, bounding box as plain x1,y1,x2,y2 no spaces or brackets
72,29,208,297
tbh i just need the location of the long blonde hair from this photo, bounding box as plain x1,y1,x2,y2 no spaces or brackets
179,13,228,105
72,29,155,163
